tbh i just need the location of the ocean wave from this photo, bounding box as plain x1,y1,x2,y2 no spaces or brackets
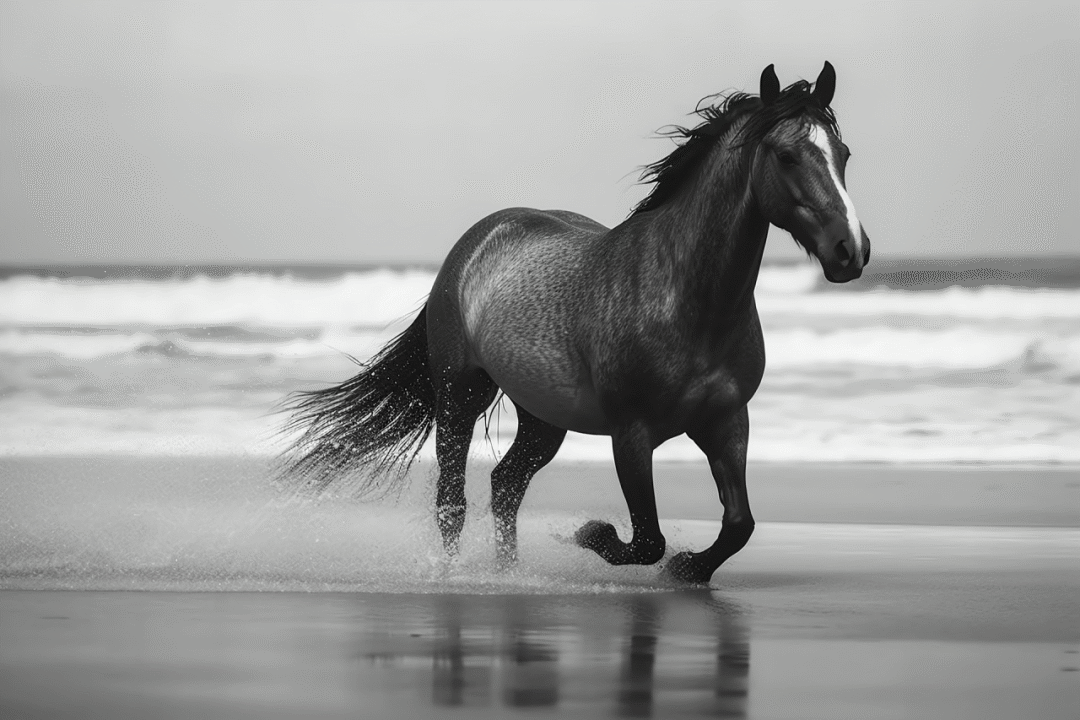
131,334,387,360
5,324,1076,376
0,269,435,327
5,382,1080,465
2,267,1077,465
0,327,391,360
4,268,1079,329
755,263,822,293
764,328,1080,372
0,329,162,359
758,285,1080,319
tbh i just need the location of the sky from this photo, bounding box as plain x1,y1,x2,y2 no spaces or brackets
1,1,1077,265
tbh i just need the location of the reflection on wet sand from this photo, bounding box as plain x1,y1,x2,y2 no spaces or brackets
3,568,1076,719
361,591,749,718
618,598,658,716
615,595,750,718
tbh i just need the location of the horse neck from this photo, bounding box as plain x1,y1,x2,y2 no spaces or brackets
651,139,769,323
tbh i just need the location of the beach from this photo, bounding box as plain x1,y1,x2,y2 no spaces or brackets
2,456,1079,718
4,0,1079,713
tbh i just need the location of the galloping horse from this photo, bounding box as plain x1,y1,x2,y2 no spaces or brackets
283,62,869,583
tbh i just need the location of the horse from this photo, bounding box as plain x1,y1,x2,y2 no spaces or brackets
281,62,870,584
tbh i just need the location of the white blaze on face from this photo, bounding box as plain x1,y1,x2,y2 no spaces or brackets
808,124,862,255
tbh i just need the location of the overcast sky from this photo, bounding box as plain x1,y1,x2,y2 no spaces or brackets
1,1,1077,264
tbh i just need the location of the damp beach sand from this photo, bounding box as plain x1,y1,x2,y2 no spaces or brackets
1,457,1078,718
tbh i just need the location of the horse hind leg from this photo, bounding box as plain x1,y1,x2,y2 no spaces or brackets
434,367,498,556
490,404,566,568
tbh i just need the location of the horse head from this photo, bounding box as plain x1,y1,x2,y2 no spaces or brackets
751,62,870,283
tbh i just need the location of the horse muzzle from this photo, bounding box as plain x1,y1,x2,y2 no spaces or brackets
816,218,869,284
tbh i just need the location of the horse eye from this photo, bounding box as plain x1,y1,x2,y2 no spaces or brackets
777,151,797,166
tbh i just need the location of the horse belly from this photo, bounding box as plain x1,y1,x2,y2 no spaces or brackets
510,382,608,435
468,311,608,435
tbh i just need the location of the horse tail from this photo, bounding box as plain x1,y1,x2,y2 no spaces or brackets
278,306,436,496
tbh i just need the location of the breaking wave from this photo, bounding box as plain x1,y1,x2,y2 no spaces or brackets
1,266,1078,463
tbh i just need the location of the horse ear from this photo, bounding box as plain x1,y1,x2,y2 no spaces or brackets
760,64,780,105
813,61,836,108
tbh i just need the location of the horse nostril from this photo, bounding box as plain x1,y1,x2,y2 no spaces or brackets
834,240,852,267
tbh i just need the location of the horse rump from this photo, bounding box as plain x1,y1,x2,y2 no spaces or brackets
277,307,435,496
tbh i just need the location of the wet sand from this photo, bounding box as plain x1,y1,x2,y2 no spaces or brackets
1,457,1078,717
2,556,1078,719
2,456,1078,527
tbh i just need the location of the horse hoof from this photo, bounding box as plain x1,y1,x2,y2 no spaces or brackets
663,551,714,585
575,520,619,554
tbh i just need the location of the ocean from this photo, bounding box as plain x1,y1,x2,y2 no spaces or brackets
2,258,1078,465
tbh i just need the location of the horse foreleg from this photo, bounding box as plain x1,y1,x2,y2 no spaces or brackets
576,423,666,565
668,407,755,584
490,406,566,569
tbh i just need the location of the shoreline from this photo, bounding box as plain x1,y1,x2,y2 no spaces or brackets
2,455,1076,528
2,455,1077,595
6,451,1080,468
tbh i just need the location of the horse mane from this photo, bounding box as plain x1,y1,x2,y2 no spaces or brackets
631,79,840,216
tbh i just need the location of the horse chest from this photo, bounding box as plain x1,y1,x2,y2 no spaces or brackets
691,357,762,415
616,321,766,431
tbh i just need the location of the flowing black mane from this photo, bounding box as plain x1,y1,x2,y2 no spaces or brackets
631,79,840,216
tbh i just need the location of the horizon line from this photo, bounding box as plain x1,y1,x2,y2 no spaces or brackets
2,253,1079,270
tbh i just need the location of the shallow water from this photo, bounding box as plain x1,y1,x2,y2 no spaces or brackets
3,578,1078,718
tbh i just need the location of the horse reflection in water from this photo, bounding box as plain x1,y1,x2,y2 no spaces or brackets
360,593,750,718
616,596,749,718
431,598,558,709
282,62,869,583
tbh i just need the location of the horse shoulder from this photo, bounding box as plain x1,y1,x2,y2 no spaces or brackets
585,290,766,434
691,303,766,419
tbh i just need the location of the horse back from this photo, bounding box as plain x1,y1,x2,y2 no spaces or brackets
433,207,605,319
427,208,610,430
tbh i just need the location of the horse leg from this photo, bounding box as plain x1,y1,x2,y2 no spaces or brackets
667,407,754,584
575,423,666,565
490,405,566,568
434,368,497,556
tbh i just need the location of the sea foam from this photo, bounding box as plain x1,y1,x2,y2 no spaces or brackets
1,267,1078,463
